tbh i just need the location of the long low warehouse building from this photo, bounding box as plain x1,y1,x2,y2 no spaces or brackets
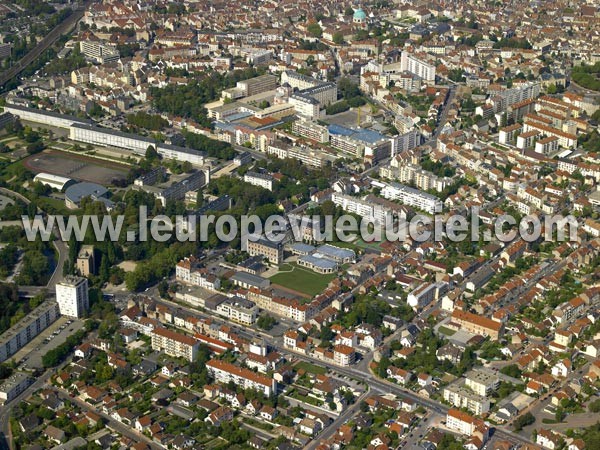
3,104,206,165
70,123,206,165
3,104,90,129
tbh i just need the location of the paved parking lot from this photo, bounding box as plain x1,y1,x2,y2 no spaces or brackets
400,412,443,449
17,317,85,370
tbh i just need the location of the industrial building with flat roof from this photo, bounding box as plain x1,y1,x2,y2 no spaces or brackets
65,182,112,210
230,272,271,290
315,244,355,263
298,253,338,274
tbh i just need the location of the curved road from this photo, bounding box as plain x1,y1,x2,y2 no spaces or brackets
0,188,68,450
0,187,67,292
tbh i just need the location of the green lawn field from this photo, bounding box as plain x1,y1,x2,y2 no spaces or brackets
269,263,336,297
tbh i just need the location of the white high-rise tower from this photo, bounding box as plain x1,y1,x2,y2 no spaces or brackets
55,276,89,318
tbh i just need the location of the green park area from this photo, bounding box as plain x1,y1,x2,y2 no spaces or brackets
269,262,336,297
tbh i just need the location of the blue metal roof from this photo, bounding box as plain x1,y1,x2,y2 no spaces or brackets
328,124,355,136
327,124,388,144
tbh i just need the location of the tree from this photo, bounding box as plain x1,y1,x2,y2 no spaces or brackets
257,314,276,331
500,364,522,379
317,325,334,342
448,68,465,83
307,23,323,38
145,145,159,160
196,190,204,207
157,280,169,299
326,100,350,115
89,102,104,117
377,356,390,378
513,412,535,431
127,112,169,131
26,141,45,154
0,363,13,381
571,62,600,92
332,32,344,45
589,398,600,413
99,255,110,281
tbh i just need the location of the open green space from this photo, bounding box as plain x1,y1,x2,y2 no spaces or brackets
438,326,457,336
269,262,336,297
294,361,328,375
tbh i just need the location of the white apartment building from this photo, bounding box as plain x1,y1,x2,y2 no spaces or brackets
380,182,443,213
535,136,560,154
443,383,490,415
333,345,356,366
0,302,60,363
400,52,436,82
382,163,453,193
446,409,479,435
215,297,258,326
499,124,522,145
407,282,439,310
522,121,577,148
190,271,220,291
244,172,274,191
292,120,329,143
69,124,206,165
331,192,393,226
151,328,199,362
266,143,332,168
206,359,276,395
289,94,321,120
498,82,541,107
56,276,89,318
0,372,31,405
79,40,120,64
392,129,421,155
465,369,500,396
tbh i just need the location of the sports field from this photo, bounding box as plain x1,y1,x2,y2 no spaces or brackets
23,149,128,185
269,263,336,297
